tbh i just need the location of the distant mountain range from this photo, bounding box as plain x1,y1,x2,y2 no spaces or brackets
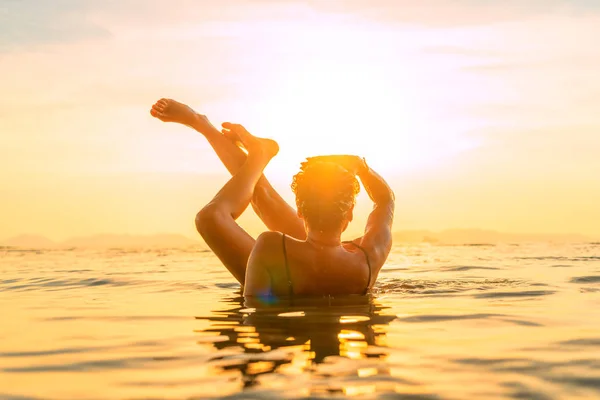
391,229,592,245
0,234,201,249
0,230,596,249
1,234,58,249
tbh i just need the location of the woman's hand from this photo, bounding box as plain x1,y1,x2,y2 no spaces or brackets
303,155,368,176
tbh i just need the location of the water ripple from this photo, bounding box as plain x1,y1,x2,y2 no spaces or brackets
473,290,555,299
2,353,204,373
398,313,542,326
454,357,600,392
570,275,600,284
0,276,208,292
374,278,540,298
439,266,500,272
559,338,600,347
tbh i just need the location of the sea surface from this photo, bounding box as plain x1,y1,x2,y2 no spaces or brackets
1,243,599,399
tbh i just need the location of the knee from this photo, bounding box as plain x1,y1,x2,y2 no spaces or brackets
195,205,222,238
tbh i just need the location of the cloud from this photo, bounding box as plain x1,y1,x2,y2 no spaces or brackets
420,45,502,58
0,0,113,52
306,0,600,27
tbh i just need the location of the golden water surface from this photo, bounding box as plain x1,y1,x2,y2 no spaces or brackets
1,244,599,399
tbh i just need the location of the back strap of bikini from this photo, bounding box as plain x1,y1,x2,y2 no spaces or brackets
282,234,293,297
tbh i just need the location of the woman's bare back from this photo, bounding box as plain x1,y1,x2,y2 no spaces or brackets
250,231,371,297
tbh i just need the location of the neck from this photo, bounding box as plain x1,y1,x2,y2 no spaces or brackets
306,230,343,247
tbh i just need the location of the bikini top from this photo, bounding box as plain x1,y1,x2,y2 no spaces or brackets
281,234,372,297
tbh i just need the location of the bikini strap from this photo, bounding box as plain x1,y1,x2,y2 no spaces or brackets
282,234,293,297
344,241,372,294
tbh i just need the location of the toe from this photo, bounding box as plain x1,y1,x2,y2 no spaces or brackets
151,111,164,119
150,109,165,118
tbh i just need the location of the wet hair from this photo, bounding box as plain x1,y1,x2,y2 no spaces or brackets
291,161,360,232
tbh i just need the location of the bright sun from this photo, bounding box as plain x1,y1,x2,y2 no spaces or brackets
246,57,472,180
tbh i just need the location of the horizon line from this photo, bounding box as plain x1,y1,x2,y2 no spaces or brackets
1,228,598,245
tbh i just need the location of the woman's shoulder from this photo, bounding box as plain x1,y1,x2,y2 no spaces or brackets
252,231,309,270
251,231,286,264
254,231,285,247
255,231,308,248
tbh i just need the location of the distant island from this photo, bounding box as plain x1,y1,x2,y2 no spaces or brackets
0,229,596,249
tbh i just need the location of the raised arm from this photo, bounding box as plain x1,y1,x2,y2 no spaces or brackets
355,160,395,277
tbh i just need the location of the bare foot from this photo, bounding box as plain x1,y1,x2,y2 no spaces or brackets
221,123,248,149
222,122,279,159
150,98,204,128
220,125,241,146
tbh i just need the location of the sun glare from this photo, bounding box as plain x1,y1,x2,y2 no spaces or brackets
137,17,485,183
204,19,485,180
249,57,474,180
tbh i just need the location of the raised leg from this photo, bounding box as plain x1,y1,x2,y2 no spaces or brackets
150,99,306,239
194,129,279,284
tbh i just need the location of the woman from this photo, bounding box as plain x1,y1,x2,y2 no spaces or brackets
150,98,395,298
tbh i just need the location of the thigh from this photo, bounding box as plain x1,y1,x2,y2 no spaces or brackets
197,211,255,285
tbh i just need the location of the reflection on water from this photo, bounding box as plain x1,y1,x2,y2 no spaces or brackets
1,244,600,399
196,294,397,393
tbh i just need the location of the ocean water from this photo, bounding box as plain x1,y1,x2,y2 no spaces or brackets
1,243,599,399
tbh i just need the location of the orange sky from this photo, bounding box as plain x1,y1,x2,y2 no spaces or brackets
1,0,599,241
